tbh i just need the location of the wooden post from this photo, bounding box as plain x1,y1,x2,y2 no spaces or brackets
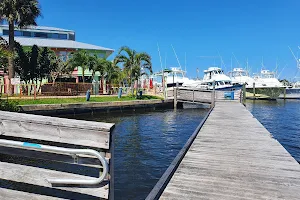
173,73,175,97
19,86,22,99
242,84,246,104
211,81,215,107
283,87,286,99
174,87,177,109
34,84,37,100
253,82,256,98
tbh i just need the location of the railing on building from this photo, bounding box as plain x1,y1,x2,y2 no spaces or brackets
0,82,164,98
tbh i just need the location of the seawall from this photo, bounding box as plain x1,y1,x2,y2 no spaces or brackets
19,99,174,115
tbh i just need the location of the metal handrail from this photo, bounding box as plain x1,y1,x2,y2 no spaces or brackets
0,138,108,185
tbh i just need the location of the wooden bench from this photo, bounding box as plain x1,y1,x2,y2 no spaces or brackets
0,110,115,200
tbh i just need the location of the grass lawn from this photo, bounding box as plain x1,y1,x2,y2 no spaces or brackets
15,95,162,105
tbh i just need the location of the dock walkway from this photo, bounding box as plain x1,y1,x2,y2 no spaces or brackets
160,102,300,199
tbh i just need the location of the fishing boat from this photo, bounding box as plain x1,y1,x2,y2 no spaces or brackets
183,67,241,90
166,67,191,87
279,82,300,99
228,68,254,88
248,69,284,99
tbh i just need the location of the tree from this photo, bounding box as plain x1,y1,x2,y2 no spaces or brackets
279,79,291,86
0,36,10,72
29,44,39,84
14,41,30,83
88,55,106,82
0,0,41,94
115,46,152,93
105,59,120,86
49,54,71,85
69,50,89,83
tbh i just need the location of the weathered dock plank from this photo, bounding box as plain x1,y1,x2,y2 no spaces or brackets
0,188,60,200
159,102,300,200
0,161,108,199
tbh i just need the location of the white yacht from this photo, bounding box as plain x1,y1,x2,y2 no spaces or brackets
282,82,300,99
166,67,191,87
253,70,283,88
228,68,255,88
183,67,241,90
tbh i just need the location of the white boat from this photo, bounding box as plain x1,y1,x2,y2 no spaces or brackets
166,67,191,87
228,68,255,88
253,70,283,88
183,67,241,90
280,82,300,99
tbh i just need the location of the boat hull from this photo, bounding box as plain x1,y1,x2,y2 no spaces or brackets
279,88,300,99
246,87,284,100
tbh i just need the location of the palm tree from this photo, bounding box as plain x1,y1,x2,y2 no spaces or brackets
104,59,120,94
88,55,106,82
0,0,41,94
69,50,89,83
115,46,152,94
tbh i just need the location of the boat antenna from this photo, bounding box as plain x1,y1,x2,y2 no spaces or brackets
218,51,226,70
289,46,300,69
184,52,187,73
277,64,287,79
231,57,233,72
274,58,278,75
165,52,167,69
157,43,163,71
261,57,265,70
171,44,182,69
232,53,240,67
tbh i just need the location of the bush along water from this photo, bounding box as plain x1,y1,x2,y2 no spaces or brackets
0,95,20,112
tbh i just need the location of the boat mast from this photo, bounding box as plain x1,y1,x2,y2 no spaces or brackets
290,46,300,80
165,53,167,69
185,52,187,73
232,53,241,68
157,43,163,71
171,44,182,69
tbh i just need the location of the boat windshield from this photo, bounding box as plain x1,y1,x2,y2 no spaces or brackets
234,71,247,77
212,69,224,75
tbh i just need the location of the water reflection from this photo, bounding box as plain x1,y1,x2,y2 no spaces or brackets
60,108,208,200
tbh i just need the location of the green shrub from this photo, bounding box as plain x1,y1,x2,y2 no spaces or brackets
0,96,20,112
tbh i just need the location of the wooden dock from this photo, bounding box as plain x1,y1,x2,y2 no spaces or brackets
147,101,300,200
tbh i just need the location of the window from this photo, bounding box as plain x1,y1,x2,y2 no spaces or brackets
97,53,105,58
52,33,59,39
14,31,22,36
34,32,48,38
69,33,75,40
23,31,32,37
59,51,67,62
59,34,67,39
3,30,8,35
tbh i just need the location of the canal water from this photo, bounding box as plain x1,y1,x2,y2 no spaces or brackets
64,107,208,200
246,100,300,163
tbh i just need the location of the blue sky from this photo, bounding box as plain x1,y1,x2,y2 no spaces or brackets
37,0,300,80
